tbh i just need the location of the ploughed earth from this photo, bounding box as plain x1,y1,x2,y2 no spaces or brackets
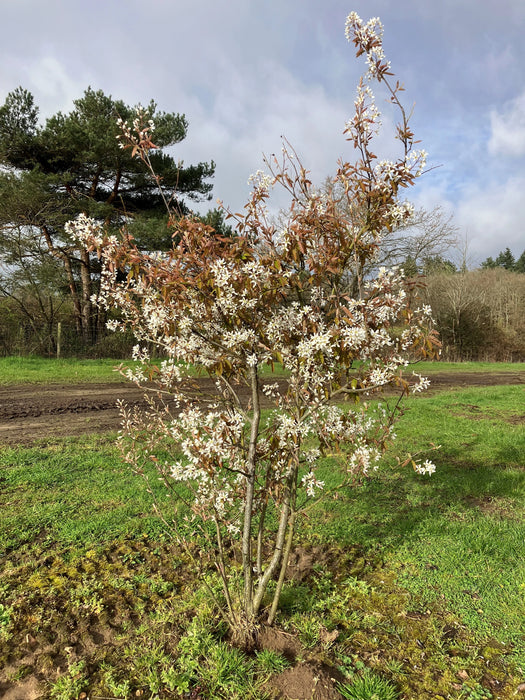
1,371,524,446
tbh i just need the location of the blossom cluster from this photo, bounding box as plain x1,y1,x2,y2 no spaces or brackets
247,169,274,196
345,13,390,79
70,199,437,528
65,212,118,250
116,107,156,154
67,12,439,626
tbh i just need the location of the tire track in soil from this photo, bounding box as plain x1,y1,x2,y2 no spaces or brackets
0,372,523,446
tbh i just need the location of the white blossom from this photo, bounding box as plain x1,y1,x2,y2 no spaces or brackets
301,471,325,498
66,10,437,602
412,373,431,393
414,460,436,476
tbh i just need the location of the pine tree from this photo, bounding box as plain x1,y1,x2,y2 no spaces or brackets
0,87,215,345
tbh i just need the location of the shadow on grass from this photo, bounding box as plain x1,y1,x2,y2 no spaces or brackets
312,450,525,552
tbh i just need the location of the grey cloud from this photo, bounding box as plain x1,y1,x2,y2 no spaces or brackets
3,0,525,259
489,92,525,158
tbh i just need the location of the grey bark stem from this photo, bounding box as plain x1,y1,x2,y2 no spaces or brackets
251,481,293,616
267,476,297,625
214,516,235,622
242,364,260,619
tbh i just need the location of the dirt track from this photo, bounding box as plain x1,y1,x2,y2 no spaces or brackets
0,372,523,446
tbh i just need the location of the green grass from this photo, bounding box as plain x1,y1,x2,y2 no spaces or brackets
1,355,523,385
1,383,524,698
0,356,130,384
0,355,290,384
406,360,525,374
390,387,525,653
310,385,525,654
337,668,399,700
0,436,178,555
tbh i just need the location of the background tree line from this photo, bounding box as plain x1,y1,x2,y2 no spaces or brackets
321,177,525,362
421,248,525,362
0,85,523,361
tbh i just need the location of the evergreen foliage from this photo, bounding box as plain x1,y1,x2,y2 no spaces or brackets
0,87,215,346
481,246,524,272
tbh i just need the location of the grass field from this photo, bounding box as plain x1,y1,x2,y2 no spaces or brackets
1,355,525,384
0,356,130,384
0,361,524,698
0,356,137,384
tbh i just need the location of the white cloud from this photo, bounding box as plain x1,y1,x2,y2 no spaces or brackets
454,176,525,261
180,57,405,216
1,55,95,119
28,57,83,112
3,0,525,265
410,182,456,219
181,74,351,213
488,92,525,158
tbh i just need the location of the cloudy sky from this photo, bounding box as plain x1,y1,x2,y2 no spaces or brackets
3,0,525,263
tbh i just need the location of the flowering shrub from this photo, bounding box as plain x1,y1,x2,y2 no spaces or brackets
67,12,439,643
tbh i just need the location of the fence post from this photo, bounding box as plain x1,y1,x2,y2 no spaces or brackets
56,322,61,359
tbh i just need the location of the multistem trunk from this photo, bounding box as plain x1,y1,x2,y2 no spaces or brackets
242,365,260,619
251,468,296,617
267,473,298,625
213,516,235,622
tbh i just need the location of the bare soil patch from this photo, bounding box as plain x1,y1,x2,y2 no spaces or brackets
507,413,525,425
269,662,345,700
0,372,523,446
